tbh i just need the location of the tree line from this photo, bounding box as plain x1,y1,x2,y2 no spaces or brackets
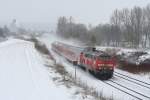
56,4,150,48
0,26,10,38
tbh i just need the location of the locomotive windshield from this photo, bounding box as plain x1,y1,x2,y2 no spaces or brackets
98,54,111,60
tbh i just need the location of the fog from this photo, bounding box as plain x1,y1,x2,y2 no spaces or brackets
0,0,149,30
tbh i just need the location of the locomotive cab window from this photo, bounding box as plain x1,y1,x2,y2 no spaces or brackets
84,53,88,57
98,54,111,60
84,53,93,59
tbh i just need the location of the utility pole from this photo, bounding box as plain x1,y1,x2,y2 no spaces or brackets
73,61,77,82
75,63,76,81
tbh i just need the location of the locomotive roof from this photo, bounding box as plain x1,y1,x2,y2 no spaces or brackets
83,48,110,57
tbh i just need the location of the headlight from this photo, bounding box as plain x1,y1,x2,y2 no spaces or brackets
98,64,113,67
107,64,113,67
98,64,105,66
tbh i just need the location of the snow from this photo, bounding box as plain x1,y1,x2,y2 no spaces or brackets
138,51,150,63
0,39,82,100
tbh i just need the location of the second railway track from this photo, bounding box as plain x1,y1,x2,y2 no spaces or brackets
101,71,150,100
114,71,150,86
102,79,150,100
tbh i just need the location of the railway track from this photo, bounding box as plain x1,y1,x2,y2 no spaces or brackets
114,71,150,87
103,79,150,100
102,81,143,100
101,72,150,100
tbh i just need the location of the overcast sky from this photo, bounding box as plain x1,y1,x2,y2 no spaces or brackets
0,0,150,25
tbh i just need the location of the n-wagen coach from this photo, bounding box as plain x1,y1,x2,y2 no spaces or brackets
52,41,116,80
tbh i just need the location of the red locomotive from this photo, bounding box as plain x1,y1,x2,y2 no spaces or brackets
79,47,116,79
52,41,116,80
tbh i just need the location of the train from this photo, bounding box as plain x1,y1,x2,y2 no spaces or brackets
52,41,116,80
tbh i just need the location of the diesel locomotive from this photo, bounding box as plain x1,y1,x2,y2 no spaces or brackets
52,42,116,80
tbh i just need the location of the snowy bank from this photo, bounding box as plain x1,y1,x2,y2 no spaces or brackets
0,39,81,100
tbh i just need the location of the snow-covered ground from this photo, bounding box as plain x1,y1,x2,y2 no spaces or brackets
0,39,91,100
41,33,150,100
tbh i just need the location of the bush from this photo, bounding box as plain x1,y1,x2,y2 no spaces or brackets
29,37,50,55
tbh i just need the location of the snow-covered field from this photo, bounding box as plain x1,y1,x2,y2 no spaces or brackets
41,33,150,100
0,39,90,100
